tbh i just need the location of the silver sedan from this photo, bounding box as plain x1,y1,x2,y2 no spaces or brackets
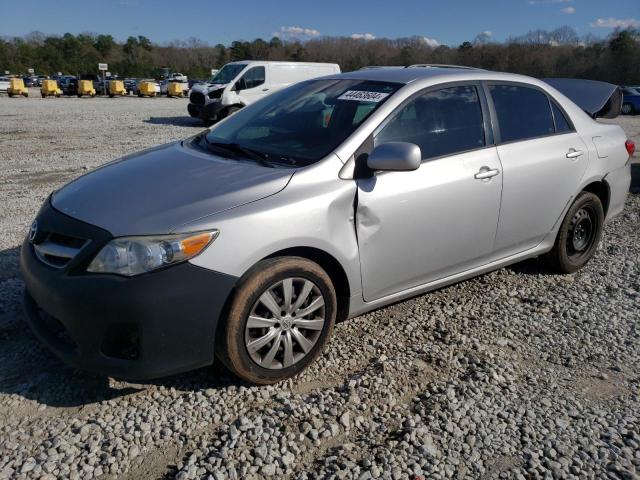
21,66,633,384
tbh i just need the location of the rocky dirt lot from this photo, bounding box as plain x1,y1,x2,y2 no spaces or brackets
0,94,638,480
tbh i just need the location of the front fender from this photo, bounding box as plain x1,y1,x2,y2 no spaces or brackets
183,154,362,300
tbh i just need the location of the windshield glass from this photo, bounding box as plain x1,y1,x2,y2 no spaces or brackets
203,79,401,166
210,64,246,84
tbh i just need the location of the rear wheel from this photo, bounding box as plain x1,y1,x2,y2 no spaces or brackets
621,103,633,115
545,191,604,273
217,257,337,385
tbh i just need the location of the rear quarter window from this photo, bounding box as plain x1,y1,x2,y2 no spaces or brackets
489,85,555,143
551,102,573,133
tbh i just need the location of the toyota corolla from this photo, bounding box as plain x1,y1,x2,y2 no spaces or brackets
21,67,633,384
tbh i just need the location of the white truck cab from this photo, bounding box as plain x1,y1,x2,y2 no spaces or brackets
187,61,340,124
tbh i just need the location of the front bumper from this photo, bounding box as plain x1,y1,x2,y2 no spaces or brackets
20,201,237,380
188,99,223,120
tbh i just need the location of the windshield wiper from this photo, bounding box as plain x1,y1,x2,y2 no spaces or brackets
204,139,274,168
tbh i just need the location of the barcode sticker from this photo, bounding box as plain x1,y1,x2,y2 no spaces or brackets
337,90,390,102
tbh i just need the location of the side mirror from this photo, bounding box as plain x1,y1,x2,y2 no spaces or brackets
233,78,246,92
367,142,422,172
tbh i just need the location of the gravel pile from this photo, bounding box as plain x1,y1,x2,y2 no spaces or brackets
0,95,638,479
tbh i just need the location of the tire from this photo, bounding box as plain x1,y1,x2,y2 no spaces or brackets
7,93,13,98
109,94,114,98
621,103,634,115
77,94,82,98
216,257,337,385
545,191,604,273
23,92,28,98
225,105,241,117
41,93,46,98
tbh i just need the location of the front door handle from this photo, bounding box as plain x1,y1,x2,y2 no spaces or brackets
474,167,500,180
262,88,269,92
566,148,584,159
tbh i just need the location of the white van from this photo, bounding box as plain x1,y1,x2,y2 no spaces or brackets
187,61,341,123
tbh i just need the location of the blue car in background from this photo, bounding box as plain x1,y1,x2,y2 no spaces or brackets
622,86,640,115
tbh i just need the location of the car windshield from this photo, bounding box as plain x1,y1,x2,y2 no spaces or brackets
210,64,246,85
203,79,401,167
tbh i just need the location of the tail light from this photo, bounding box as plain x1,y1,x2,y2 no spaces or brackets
626,139,636,157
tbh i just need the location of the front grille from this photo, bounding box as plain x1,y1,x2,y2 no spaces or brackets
190,91,205,105
33,232,89,269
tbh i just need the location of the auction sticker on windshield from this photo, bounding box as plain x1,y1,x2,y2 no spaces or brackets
338,90,390,102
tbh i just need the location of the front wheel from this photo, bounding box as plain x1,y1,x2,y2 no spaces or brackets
621,103,633,115
225,105,241,118
545,191,604,273
217,257,337,385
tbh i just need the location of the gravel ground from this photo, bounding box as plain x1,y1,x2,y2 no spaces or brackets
0,92,639,480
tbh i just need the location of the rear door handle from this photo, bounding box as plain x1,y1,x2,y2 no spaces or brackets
262,88,269,91
474,167,500,180
566,148,584,159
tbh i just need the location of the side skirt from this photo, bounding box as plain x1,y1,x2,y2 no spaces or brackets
347,241,554,319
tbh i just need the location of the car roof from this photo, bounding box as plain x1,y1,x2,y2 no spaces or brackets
325,66,533,85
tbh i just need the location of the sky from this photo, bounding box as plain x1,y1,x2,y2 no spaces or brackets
0,0,638,46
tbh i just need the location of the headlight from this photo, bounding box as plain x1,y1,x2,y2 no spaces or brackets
87,230,218,276
208,89,223,99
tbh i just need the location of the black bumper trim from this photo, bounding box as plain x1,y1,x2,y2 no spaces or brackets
20,205,238,380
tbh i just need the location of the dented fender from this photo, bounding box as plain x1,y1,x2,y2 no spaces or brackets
185,154,363,299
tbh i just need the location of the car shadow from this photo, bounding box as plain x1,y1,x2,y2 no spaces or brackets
144,116,204,127
0,245,238,408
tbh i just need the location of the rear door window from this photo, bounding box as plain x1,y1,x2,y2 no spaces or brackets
375,85,485,160
489,84,555,142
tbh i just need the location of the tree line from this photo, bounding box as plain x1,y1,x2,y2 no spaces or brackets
0,27,638,84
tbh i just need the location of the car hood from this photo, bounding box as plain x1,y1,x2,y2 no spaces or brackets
192,83,228,94
52,140,294,236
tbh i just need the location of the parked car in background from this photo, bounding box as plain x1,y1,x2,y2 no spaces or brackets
188,78,204,89
23,76,35,87
36,75,49,87
0,76,10,94
123,78,138,95
621,86,640,115
61,77,78,96
188,61,341,124
20,67,632,384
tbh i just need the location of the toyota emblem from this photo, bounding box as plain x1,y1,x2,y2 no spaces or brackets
28,220,38,243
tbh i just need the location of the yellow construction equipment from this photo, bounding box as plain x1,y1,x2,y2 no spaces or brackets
167,82,185,98
138,81,158,97
8,78,28,97
40,79,62,98
108,80,126,97
77,79,96,97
